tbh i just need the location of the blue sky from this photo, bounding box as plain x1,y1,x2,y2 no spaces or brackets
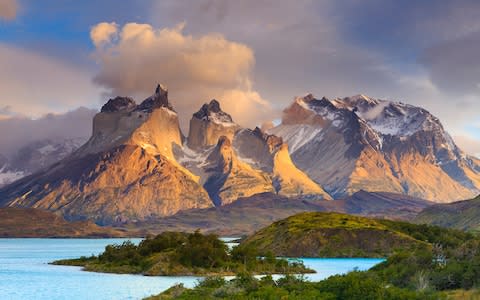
1,0,480,152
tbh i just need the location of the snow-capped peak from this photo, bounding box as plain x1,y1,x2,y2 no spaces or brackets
193,99,236,126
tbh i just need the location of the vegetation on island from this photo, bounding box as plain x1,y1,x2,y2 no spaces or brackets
52,231,313,276
145,212,480,299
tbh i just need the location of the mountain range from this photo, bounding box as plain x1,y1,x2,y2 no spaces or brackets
0,84,479,226
269,94,480,201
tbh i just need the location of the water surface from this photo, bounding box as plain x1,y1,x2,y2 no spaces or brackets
0,238,383,300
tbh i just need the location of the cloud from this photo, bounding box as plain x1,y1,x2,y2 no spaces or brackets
454,135,480,158
90,22,118,47
421,32,480,95
0,43,102,117
145,0,480,158
90,22,275,128
0,107,96,157
0,0,17,20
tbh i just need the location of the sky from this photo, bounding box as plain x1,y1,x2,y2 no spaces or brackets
0,0,480,156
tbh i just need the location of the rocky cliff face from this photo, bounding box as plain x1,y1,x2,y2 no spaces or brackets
201,136,274,206
0,85,212,224
187,100,240,149
233,127,332,199
269,94,480,202
177,109,333,205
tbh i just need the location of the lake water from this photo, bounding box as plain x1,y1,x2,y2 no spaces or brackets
0,238,384,300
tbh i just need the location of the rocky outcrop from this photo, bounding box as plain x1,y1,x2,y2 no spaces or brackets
0,85,212,224
233,127,331,199
269,94,480,202
101,97,136,113
202,136,274,206
136,84,174,112
187,100,240,149
0,145,212,225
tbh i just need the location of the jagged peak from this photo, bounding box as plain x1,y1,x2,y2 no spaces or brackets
193,99,235,125
136,83,174,112
155,83,168,94
250,127,283,152
293,94,337,113
100,97,136,113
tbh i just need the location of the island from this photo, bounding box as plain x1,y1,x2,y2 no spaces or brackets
146,212,480,299
52,230,313,276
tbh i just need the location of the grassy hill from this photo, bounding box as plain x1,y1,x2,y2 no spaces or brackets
0,207,135,237
416,195,480,233
239,212,456,257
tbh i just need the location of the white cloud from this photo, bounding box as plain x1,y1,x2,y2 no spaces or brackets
0,0,17,20
0,107,96,157
453,135,480,158
90,22,118,47
91,22,274,128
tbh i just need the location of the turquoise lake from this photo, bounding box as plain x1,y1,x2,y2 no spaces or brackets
0,238,384,300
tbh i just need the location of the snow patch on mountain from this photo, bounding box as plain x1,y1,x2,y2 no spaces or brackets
0,166,25,186
268,124,323,153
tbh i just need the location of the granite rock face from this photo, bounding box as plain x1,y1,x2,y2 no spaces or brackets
187,100,240,150
0,85,212,224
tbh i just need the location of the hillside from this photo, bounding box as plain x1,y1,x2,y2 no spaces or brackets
123,191,431,236
240,212,431,257
0,207,134,237
416,195,480,232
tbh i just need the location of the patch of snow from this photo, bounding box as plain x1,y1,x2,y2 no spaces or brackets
203,111,236,127
177,145,209,166
160,107,177,116
236,154,257,166
268,124,323,154
0,166,25,186
38,144,56,155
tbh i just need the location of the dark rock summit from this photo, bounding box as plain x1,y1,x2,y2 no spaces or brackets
136,84,174,112
100,97,136,113
187,99,239,149
193,99,233,123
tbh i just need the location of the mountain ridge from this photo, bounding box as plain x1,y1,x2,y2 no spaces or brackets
0,86,478,225
268,94,480,202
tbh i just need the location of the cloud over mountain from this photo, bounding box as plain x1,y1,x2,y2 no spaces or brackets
90,22,274,128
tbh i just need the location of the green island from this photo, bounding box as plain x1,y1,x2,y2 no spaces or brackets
51,230,313,276
146,212,480,299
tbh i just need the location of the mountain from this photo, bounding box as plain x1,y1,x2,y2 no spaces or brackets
0,207,134,237
187,99,240,149
0,137,87,187
268,94,480,202
233,128,331,198
239,212,426,257
122,191,431,236
200,136,274,205
415,195,480,232
175,100,331,206
0,85,328,225
0,85,213,224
